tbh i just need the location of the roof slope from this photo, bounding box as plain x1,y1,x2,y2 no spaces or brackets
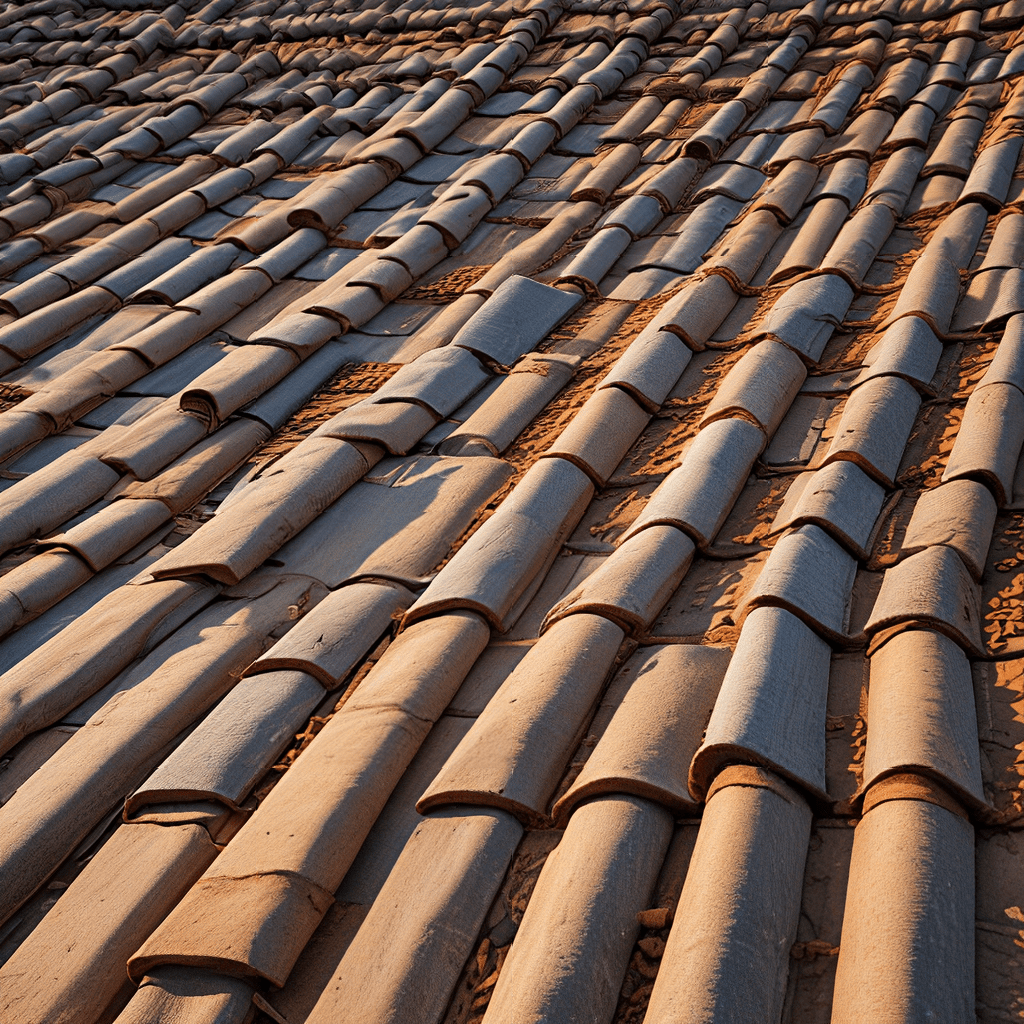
0,0,1021,1022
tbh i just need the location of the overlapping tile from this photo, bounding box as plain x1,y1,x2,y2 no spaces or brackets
0,1,1019,1021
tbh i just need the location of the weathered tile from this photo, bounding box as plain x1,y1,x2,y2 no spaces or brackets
128,668,326,813
692,606,833,801
655,273,739,351
822,376,922,488
623,417,765,548
405,457,594,632
40,498,172,571
831,785,975,1023
120,419,271,515
0,576,313,926
333,715,478,911
900,479,997,580
741,524,860,643
246,581,412,687
272,454,513,589
864,629,986,811
0,5,1017,1019
315,400,439,455
598,326,692,411
149,437,379,585
131,610,490,988
418,613,625,823
646,768,812,1024
370,345,490,417
942,382,1024,506
0,576,215,758
451,274,581,366
543,385,651,486
701,340,807,437
303,807,523,1024
756,274,855,363
866,545,985,656
543,525,695,634
0,821,218,1024
484,795,673,1024
854,315,942,391
554,643,731,820
769,198,850,283
115,967,253,1024
439,352,577,456
771,461,885,559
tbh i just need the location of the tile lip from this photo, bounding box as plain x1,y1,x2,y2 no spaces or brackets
3,2,1024,1018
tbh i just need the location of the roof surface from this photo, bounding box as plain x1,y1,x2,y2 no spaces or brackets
0,0,1021,1021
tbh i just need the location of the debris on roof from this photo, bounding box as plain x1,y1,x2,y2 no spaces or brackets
0,0,1022,1022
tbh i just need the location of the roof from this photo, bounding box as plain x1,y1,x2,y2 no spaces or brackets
0,0,1020,1021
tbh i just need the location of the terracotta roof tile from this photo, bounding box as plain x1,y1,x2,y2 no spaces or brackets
0,0,1022,1019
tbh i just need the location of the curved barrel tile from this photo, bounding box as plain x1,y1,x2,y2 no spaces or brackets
862,145,928,215
149,436,381,585
118,419,272,515
440,353,578,456
769,198,851,283
114,968,254,1024
0,576,320,926
0,550,94,639
645,767,812,1024
543,385,651,486
691,606,832,802
818,201,896,287
100,403,211,480
656,272,739,351
483,796,674,1024
0,4,1019,1021
450,274,582,366
404,457,594,631
303,806,523,1024
127,668,327,815
0,577,216,757
941,381,1024,506
542,524,695,634
557,225,633,292
702,208,782,286
418,613,625,823
0,451,121,555
312,400,437,456
369,345,490,418
831,776,975,1024
749,158,819,223
553,643,731,821
39,497,173,571
130,611,491,986
756,274,855,363
622,417,765,548
821,375,921,488
884,204,989,336
266,454,515,589
853,315,943,391
0,821,219,1024
900,478,998,581
598,326,692,412
244,581,412,686
179,344,300,426
700,339,808,437
738,524,858,642
770,461,885,559
865,544,985,655
979,312,1024,391
863,629,986,811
